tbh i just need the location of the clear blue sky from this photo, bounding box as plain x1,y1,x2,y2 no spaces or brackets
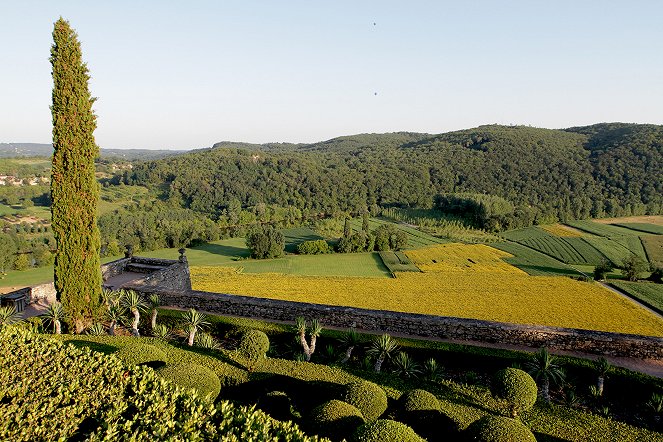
1,1,662,150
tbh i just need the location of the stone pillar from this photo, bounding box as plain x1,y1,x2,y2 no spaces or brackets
124,244,134,259
178,248,187,263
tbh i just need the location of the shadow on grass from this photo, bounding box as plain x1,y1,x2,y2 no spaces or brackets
64,339,119,355
193,242,250,259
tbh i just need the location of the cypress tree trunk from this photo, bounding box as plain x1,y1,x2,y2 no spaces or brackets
50,18,103,334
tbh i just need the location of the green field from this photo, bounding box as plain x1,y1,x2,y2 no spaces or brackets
583,236,638,266
518,235,606,265
614,223,663,235
281,227,324,253
349,217,448,249
565,220,638,237
0,204,51,222
490,242,581,277
610,281,663,315
500,226,550,242
642,235,663,267
378,251,420,273
611,235,648,261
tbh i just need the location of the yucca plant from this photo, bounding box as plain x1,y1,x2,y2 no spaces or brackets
339,328,360,363
106,305,125,336
391,352,421,379
563,389,579,408
294,317,322,362
86,322,106,335
148,293,160,329
367,333,399,372
42,301,65,334
423,357,441,381
595,357,611,396
0,305,22,328
121,290,146,336
101,288,120,308
524,347,565,403
152,323,172,340
647,393,663,414
194,332,219,350
181,308,209,346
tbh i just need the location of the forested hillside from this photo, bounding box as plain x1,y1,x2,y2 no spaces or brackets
122,124,663,229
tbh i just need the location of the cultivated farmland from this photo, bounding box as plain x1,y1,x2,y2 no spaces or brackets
190,243,663,336
565,220,637,237
610,281,663,315
518,235,606,265
378,251,420,273
642,235,663,267
349,217,447,249
490,242,581,277
614,223,663,235
540,223,583,237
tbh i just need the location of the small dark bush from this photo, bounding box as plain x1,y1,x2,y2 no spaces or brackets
157,363,221,400
492,368,537,417
310,399,364,440
351,419,425,442
115,343,167,368
465,415,536,442
344,380,388,422
258,391,292,421
398,389,457,441
237,329,270,362
399,389,440,412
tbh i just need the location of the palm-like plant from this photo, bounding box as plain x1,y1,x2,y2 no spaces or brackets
101,288,121,308
86,322,106,335
106,305,125,336
595,357,611,396
42,301,65,334
0,305,22,328
524,347,565,403
148,294,160,329
121,290,146,336
423,358,441,381
391,352,421,379
339,328,361,364
180,308,209,346
295,317,322,361
194,332,219,350
367,334,399,373
152,323,172,340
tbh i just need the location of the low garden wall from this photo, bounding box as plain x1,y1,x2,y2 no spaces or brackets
137,287,663,360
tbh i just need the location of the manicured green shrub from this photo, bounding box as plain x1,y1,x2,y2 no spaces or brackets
343,380,388,422
297,239,332,255
115,343,167,368
465,415,536,442
399,389,440,412
258,390,293,421
351,419,425,442
237,329,270,362
492,368,537,417
310,399,364,440
156,363,221,400
0,327,320,441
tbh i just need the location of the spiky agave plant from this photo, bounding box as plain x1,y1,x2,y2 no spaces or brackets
194,332,219,350
148,293,160,330
101,288,120,308
524,347,565,403
180,308,209,346
121,290,147,337
42,301,65,334
339,328,361,364
367,334,399,373
595,357,611,396
86,322,106,335
391,352,421,379
423,357,441,381
0,306,22,328
152,323,172,340
106,305,125,336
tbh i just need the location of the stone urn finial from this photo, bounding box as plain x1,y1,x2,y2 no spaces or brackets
178,248,187,263
124,244,134,258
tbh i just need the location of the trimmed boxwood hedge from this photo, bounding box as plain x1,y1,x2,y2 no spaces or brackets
466,415,536,442
492,368,537,418
351,419,425,442
399,389,440,412
237,329,270,362
258,390,293,421
115,343,167,368
310,400,365,440
0,327,324,441
398,389,458,440
156,363,222,400
344,380,388,422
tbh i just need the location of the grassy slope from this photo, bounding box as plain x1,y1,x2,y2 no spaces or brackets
490,242,581,277
610,281,663,315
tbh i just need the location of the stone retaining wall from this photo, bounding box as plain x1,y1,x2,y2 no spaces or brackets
101,258,131,281
2,282,56,305
136,287,663,360
124,262,191,292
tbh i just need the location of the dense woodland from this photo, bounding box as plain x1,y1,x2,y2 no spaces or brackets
121,123,663,229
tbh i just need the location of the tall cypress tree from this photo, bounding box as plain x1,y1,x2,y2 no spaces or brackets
50,18,103,333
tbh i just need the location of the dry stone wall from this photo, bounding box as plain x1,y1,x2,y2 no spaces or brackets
137,287,663,360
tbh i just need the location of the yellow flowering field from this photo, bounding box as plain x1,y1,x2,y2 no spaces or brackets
540,224,584,237
191,244,663,337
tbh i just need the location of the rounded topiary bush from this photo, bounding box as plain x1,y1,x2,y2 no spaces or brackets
157,363,221,400
492,368,538,417
399,389,440,413
258,391,292,421
237,329,270,362
115,343,167,368
465,415,536,442
344,380,388,422
351,419,425,442
310,399,365,440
